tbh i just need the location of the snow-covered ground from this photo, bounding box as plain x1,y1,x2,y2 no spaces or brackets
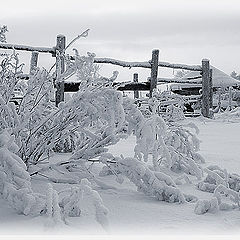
0,116,240,235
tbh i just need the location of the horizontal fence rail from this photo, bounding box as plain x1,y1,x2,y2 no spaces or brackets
94,58,151,69
158,61,202,71
69,55,203,71
0,43,55,55
155,77,202,84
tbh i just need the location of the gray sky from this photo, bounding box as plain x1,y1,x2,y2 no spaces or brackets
1,0,240,81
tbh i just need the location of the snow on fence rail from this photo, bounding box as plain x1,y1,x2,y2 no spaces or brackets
0,34,212,118
155,77,202,84
69,56,202,71
0,43,55,54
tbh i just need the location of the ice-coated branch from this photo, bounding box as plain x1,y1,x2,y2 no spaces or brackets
65,29,90,51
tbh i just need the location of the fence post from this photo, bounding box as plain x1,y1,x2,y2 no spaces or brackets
201,59,210,118
228,86,233,110
55,34,66,107
133,73,139,99
30,51,39,74
150,49,159,98
209,69,213,109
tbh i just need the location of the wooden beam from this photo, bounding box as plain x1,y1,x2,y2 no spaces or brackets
69,55,202,71
201,59,210,117
185,75,202,80
158,61,202,71
150,49,159,97
55,35,66,107
0,43,55,55
156,77,202,84
29,51,39,74
69,56,151,68
133,73,139,99
64,81,150,92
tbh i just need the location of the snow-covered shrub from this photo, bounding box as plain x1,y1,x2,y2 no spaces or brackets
149,90,185,121
165,104,185,122
59,178,108,228
99,154,186,203
197,165,240,193
195,166,240,214
194,182,240,215
194,197,219,215
46,183,63,224
121,97,204,180
0,50,127,169
215,107,240,122
122,97,171,170
0,49,116,226
0,51,25,103
214,184,240,210
0,129,46,216
0,128,108,226
164,122,204,179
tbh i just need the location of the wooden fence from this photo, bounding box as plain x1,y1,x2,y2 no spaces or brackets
0,34,212,118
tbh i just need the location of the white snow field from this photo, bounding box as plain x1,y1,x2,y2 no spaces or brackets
0,115,240,235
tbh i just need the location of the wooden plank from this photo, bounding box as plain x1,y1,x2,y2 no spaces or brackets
156,77,202,84
201,59,210,117
158,61,202,71
70,55,202,71
29,51,39,74
55,35,66,107
0,43,55,54
150,49,159,97
64,81,150,92
69,56,151,69
133,73,139,98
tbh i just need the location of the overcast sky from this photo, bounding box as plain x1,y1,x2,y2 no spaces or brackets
1,0,240,81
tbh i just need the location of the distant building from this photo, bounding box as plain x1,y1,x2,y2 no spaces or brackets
170,66,240,96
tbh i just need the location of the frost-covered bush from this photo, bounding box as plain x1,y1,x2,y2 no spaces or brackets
0,51,25,103
121,97,204,180
0,50,127,168
148,90,185,121
0,49,116,225
194,197,219,215
197,165,240,193
164,122,204,179
195,166,240,214
214,184,240,210
0,130,46,216
99,154,186,203
0,129,109,226
59,178,108,228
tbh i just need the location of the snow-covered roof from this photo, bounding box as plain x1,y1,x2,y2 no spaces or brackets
171,66,240,89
